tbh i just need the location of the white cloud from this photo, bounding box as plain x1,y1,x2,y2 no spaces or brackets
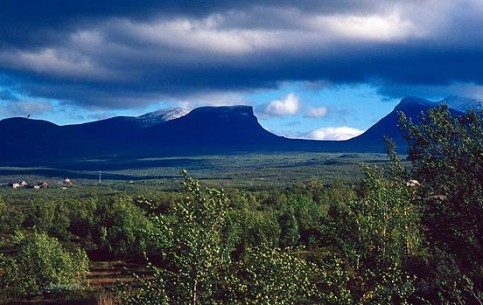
305,106,328,118
264,93,300,116
305,126,364,141
311,12,419,42
111,16,280,56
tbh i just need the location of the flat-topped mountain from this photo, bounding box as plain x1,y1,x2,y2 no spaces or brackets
0,97,475,165
145,106,286,153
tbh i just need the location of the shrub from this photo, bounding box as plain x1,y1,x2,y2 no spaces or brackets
0,232,89,297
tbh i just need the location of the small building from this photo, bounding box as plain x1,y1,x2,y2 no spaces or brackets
406,179,420,187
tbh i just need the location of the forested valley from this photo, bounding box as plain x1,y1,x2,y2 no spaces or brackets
0,106,482,304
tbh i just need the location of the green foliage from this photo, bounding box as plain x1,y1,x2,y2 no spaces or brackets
0,232,89,298
118,171,325,304
278,206,300,248
229,207,280,252
316,256,353,305
357,163,422,265
416,249,483,305
95,195,153,258
324,147,422,304
0,198,25,232
68,197,98,239
399,106,483,298
236,245,319,304
0,252,19,299
279,197,329,249
24,199,71,239
114,263,169,305
0,197,4,212
139,170,234,304
399,106,483,262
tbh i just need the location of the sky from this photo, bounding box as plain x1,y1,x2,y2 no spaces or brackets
1,0,483,140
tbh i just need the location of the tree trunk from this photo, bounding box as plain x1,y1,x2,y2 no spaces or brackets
192,276,197,305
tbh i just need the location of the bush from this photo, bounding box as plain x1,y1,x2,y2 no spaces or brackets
0,199,26,232
236,245,320,304
94,196,153,259
0,232,89,297
24,199,71,240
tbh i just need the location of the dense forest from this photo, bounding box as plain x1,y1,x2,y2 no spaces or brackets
0,106,482,304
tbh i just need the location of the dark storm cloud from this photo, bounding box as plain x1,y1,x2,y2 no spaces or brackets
1,0,483,110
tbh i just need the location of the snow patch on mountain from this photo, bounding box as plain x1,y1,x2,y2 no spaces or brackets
137,108,190,126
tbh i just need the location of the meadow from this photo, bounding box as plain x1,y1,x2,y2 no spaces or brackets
0,152,390,190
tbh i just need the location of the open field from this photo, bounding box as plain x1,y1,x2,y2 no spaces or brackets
0,152,395,191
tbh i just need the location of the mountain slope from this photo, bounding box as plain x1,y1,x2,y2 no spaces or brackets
0,117,65,163
0,97,473,165
346,97,465,152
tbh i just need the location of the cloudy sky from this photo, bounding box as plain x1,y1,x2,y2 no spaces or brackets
1,0,483,140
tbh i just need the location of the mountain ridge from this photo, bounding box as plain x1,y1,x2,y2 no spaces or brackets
0,97,473,165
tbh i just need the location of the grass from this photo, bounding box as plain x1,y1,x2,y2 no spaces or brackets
0,152,395,191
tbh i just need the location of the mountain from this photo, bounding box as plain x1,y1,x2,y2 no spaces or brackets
346,97,467,152
0,97,473,165
143,106,287,154
0,117,65,163
0,106,290,164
